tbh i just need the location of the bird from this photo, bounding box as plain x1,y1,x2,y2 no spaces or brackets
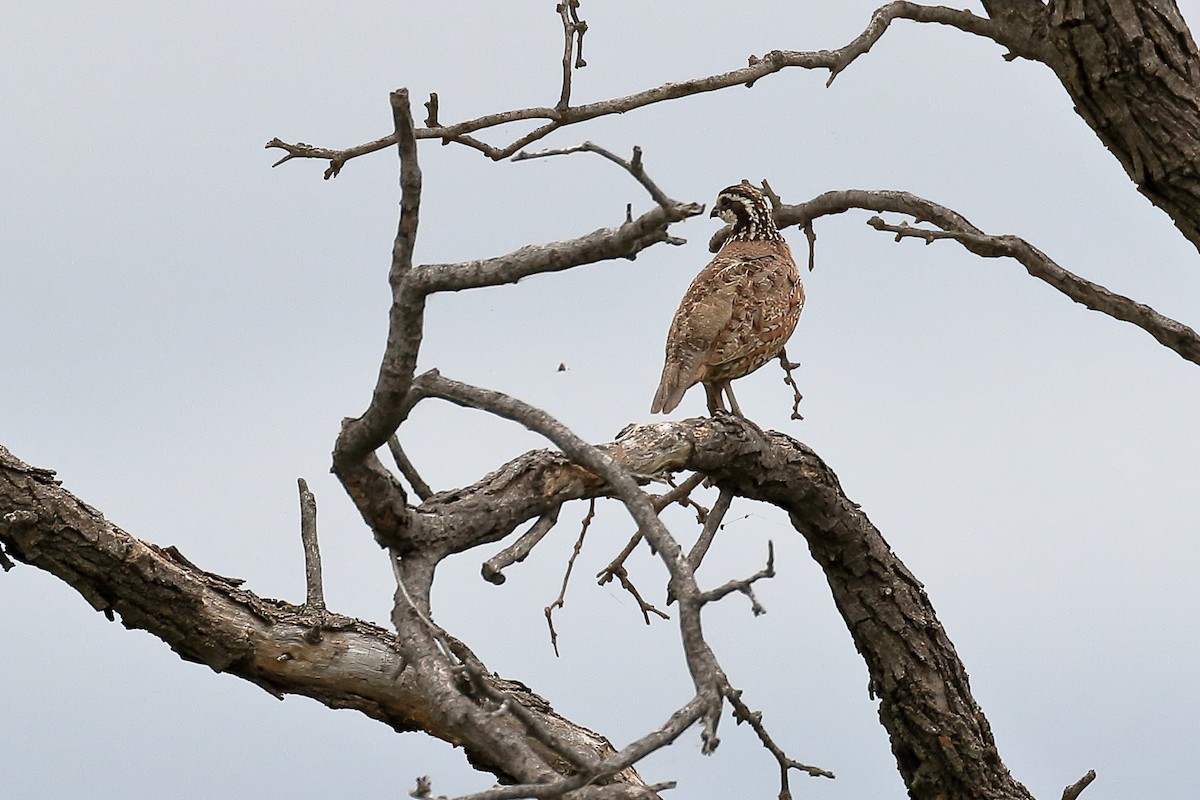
650,181,804,416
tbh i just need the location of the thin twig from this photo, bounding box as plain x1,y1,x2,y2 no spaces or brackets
388,434,434,501
686,488,734,572
514,141,677,210
297,478,325,611
482,505,562,585
556,1,588,110
604,563,671,625
777,349,804,421
698,541,776,616
596,471,706,586
544,499,596,657
724,683,835,800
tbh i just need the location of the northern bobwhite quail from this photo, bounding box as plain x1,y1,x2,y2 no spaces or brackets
650,181,804,416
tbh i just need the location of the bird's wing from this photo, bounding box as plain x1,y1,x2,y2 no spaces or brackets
698,253,795,371
650,255,742,413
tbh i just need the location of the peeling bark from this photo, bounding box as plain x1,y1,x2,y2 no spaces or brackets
0,445,630,788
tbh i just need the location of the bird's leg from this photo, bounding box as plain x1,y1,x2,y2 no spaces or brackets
723,383,744,417
705,382,727,415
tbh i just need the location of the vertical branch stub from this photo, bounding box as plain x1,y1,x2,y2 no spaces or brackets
297,478,325,611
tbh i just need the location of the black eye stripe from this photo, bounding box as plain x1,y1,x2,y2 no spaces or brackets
714,183,781,242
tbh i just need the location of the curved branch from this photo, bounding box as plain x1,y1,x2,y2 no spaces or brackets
1042,0,1200,253
396,415,1038,799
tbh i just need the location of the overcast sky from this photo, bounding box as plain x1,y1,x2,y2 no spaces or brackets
3,2,1198,798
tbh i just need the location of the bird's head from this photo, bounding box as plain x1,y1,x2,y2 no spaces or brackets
710,181,781,242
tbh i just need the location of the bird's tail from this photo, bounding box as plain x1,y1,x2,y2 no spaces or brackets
650,362,689,414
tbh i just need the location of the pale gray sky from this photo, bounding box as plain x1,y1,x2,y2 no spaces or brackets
3,2,1198,798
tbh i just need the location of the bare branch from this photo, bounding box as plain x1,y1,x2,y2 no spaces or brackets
556,1,588,110
412,200,702,295
333,88,425,468
514,141,678,210
666,486,732,605
265,134,395,180
697,541,775,615
724,684,835,800
1061,769,1097,800
828,2,1048,83
391,415,1026,795
596,471,706,588
545,499,595,657
482,505,562,585
393,558,607,780
685,488,734,573
446,696,709,800
862,213,1200,367
297,477,325,612
777,350,804,421
388,434,434,501
610,566,671,626
753,189,1200,370
266,3,1041,175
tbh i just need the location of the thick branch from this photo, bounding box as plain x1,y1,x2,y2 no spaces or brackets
0,445,626,786
397,416,1035,800
1042,0,1200,253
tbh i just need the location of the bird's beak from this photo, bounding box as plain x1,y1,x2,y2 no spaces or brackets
709,206,719,219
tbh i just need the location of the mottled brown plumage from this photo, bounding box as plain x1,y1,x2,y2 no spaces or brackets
651,181,804,415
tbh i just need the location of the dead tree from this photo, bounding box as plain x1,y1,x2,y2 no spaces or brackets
3,3,1196,799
